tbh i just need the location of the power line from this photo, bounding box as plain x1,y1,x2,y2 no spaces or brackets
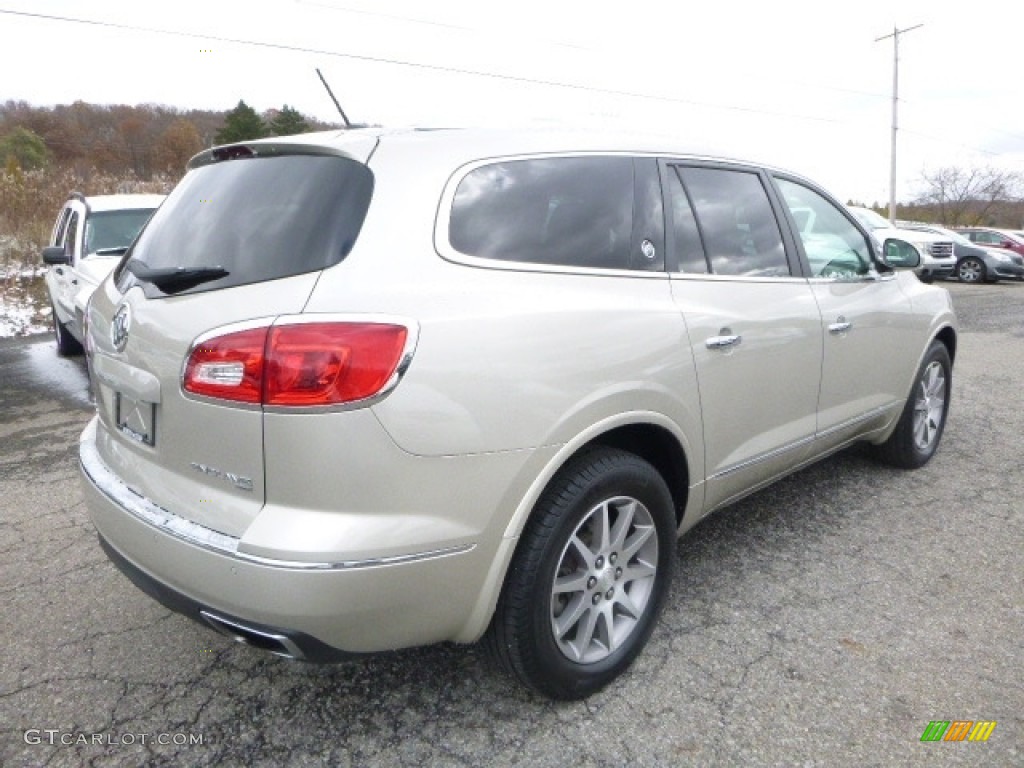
0,7,844,126
2,7,1022,160
900,129,1001,159
298,0,593,50
299,0,896,101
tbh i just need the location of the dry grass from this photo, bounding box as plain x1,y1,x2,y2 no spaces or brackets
0,166,177,336
0,166,176,271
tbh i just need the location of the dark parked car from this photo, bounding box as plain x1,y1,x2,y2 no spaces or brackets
958,227,1024,259
905,225,1024,283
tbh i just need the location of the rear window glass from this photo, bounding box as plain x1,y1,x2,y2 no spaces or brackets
120,154,373,295
449,157,634,270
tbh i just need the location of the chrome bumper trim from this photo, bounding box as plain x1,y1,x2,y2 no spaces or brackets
80,419,474,571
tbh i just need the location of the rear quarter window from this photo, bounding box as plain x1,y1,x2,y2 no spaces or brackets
119,154,373,296
448,156,636,270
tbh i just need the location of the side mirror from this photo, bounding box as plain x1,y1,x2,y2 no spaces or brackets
42,245,70,265
881,238,921,269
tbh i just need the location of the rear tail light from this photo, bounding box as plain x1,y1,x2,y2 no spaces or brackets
184,327,266,403
183,321,411,407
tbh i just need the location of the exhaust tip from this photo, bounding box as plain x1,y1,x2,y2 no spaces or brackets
199,610,305,660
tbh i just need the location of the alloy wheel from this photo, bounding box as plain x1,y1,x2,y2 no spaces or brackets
912,361,946,451
958,258,983,283
550,495,659,664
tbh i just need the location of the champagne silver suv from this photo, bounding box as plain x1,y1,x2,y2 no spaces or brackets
80,128,956,699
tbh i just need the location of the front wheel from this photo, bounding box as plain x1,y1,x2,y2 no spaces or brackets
486,448,676,700
873,341,951,469
957,257,985,283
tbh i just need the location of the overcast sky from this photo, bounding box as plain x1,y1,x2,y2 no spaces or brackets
2,0,1022,205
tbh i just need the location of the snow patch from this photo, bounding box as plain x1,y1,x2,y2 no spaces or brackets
1,270,51,338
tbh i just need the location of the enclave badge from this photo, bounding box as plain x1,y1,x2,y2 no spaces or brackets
190,462,254,492
110,303,131,352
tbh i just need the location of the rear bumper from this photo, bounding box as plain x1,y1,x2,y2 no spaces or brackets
79,417,510,655
97,533,355,662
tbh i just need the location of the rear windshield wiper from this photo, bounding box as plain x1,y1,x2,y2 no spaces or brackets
127,261,229,294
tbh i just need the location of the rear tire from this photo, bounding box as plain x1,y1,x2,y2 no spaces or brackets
485,447,675,700
53,304,83,356
873,341,951,469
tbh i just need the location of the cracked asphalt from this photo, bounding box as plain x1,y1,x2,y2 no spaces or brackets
2,281,1022,767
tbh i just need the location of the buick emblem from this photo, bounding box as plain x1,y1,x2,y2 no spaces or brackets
110,303,132,352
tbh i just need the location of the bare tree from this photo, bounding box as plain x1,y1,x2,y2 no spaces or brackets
153,118,202,173
915,166,1024,226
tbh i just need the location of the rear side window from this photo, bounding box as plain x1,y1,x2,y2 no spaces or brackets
52,206,72,247
449,157,635,270
64,211,80,260
121,154,373,295
677,167,789,277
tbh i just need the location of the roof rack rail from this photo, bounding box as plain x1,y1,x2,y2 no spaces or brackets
69,191,91,214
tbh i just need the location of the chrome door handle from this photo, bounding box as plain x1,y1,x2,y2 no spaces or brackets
706,334,742,350
828,317,852,334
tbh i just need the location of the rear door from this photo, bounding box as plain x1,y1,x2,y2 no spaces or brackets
87,140,377,538
663,162,823,513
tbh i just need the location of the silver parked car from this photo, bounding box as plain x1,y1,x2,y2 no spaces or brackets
902,224,1024,283
80,128,956,700
846,206,956,282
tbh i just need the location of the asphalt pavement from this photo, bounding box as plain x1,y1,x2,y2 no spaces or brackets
1,280,1022,767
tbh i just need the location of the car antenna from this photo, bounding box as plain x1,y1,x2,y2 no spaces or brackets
316,68,352,129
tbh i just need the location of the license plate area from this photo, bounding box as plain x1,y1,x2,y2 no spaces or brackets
115,392,156,446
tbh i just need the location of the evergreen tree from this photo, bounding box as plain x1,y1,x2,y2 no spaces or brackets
214,100,267,145
269,105,311,137
0,127,51,171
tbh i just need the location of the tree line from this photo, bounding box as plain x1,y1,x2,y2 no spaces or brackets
2,99,1021,228
0,99,337,180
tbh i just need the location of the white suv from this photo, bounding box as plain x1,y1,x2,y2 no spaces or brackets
847,206,955,282
42,193,164,355
79,129,956,699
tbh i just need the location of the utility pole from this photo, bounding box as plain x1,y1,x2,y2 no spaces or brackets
875,23,922,225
